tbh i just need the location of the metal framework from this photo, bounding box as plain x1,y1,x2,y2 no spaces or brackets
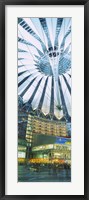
18,17,71,121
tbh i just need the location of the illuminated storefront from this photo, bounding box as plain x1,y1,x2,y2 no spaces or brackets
30,142,71,164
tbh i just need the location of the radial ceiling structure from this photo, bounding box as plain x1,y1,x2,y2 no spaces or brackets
18,17,71,121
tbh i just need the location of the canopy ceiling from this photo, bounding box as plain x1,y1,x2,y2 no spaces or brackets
18,17,71,120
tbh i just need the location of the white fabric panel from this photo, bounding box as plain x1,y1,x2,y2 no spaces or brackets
64,33,71,50
18,65,37,73
52,18,57,45
64,73,71,87
31,76,48,110
18,68,40,75
54,106,63,119
18,46,40,58
58,19,65,49
23,74,44,102
54,78,63,119
46,18,54,47
64,18,71,31
40,27,48,50
67,68,71,75
22,46,40,58
18,66,29,73
25,63,37,70
18,52,35,60
65,18,71,31
30,18,47,48
61,76,71,116
18,40,43,58
18,71,30,84
18,42,29,52
68,45,71,54
41,77,52,115
58,18,71,50
23,18,41,38
18,24,43,53
18,74,38,95
19,59,35,65
18,60,24,66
